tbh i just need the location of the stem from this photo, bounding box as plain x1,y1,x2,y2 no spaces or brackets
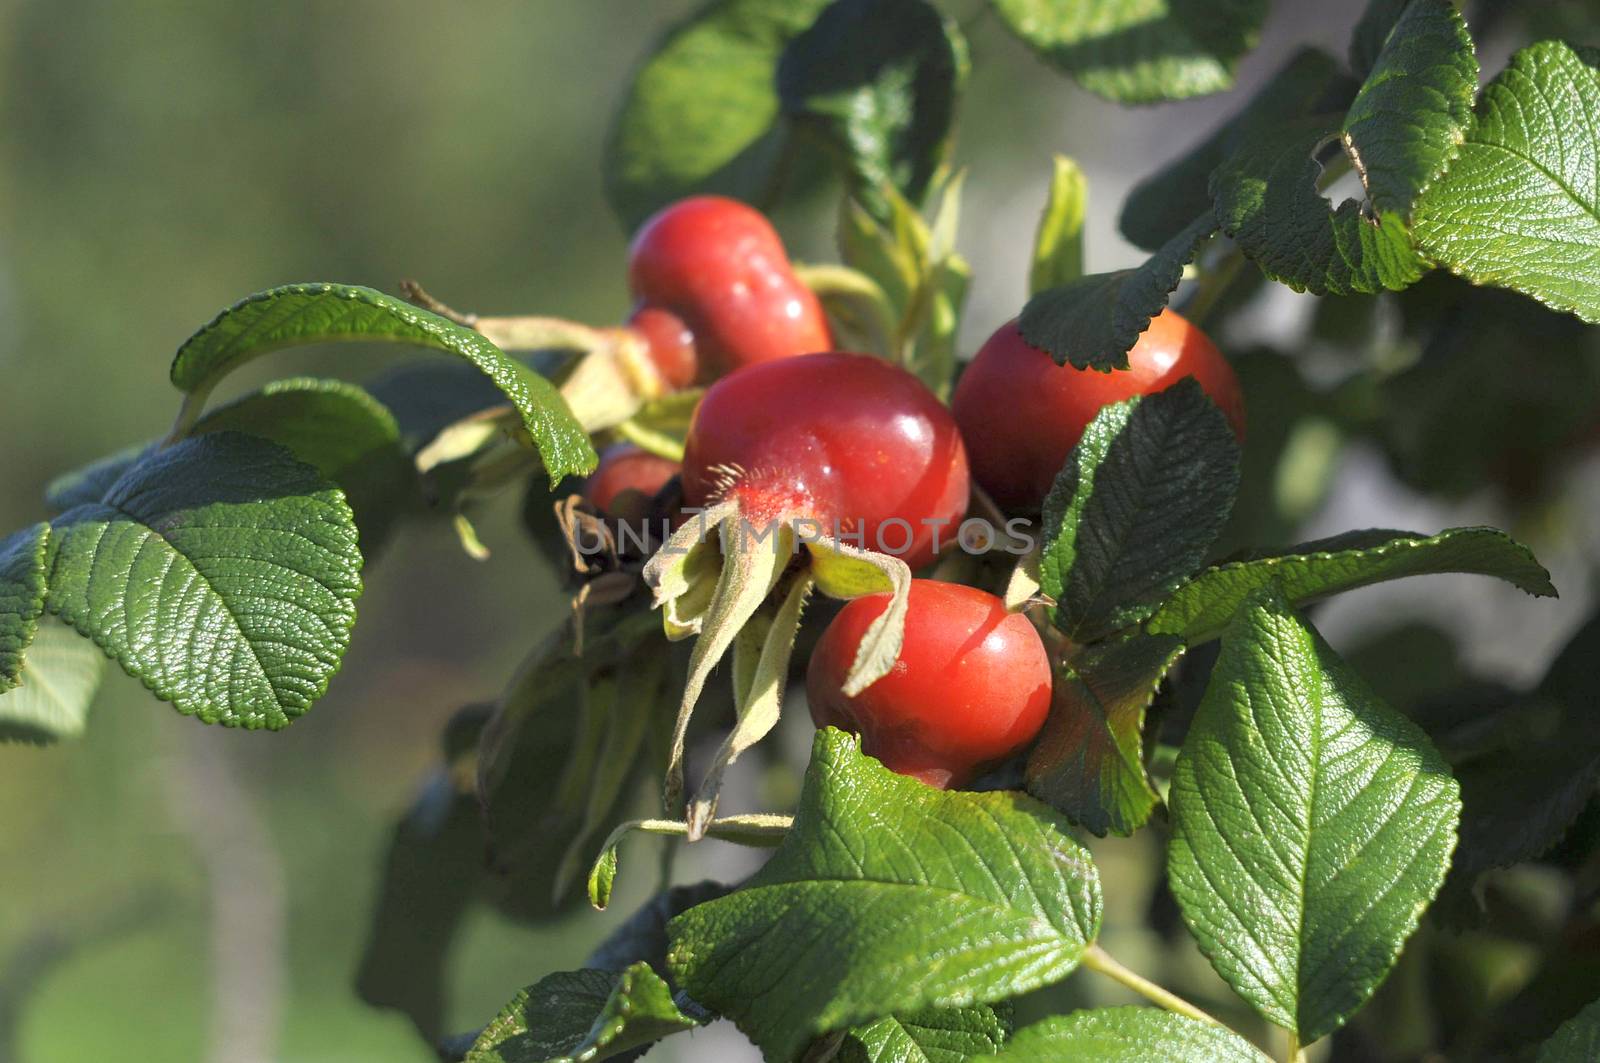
162,386,213,448
1181,245,1246,329
1081,944,1225,1029
614,419,687,462
1285,1031,1307,1063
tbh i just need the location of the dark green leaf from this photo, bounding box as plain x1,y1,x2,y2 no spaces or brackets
1019,213,1217,371
1024,634,1184,836
44,444,150,512
667,728,1102,1062
585,882,733,977
1341,0,1477,220
43,433,362,729
1147,526,1556,643
1120,48,1355,251
838,1004,1011,1062
988,0,1269,105
1414,41,1600,323
364,360,510,452
0,523,49,690
1450,612,1600,886
778,0,967,221
604,0,832,230
1039,378,1241,641
1211,118,1431,295
466,963,699,1063
1538,998,1600,1063
1348,0,1414,79
355,747,485,1041
195,377,416,552
1168,588,1461,1041
993,1008,1265,1062
0,616,106,746
169,283,595,480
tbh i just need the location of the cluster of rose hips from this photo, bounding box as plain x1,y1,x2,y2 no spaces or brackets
580,195,1243,792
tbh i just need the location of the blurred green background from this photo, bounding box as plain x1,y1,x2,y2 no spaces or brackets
2,2,1595,1061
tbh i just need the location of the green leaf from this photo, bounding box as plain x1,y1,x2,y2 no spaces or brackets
1039,379,1241,641
778,0,968,221
1340,0,1477,221
1167,589,1461,1041
667,728,1102,1062
1414,41,1600,324
1019,212,1217,371
42,433,363,729
993,1008,1266,1062
466,963,699,1063
45,443,150,512
1146,526,1557,643
838,1004,1011,1062
1210,118,1430,295
0,616,106,746
1025,634,1184,836
988,0,1269,105
195,377,416,551
0,523,49,690
603,0,832,230
1030,155,1088,293
1538,998,1600,1063
169,283,595,480
1121,48,1354,252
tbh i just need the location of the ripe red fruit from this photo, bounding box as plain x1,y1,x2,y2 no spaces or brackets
681,353,969,569
625,306,698,392
583,443,680,525
807,580,1053,788
952,310,1245,512
628,196,832,382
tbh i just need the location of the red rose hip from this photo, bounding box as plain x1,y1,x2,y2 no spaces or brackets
807,580,1053,788
953,310,1244,512
681,352,969,569
583,443,680,526
628,196,832,381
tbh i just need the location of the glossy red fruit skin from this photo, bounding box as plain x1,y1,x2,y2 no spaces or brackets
583,444,680,526
952,310,1246,513
628,196,832,381
626,306,698,392
681,353,969,569
807,581,1053,789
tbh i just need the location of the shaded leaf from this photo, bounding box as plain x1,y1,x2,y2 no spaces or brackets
1019,212,1217,371
668,728,1101,1062
604,0,832,230
1147,526,1556,643
1537,998,1600,1063
1039,378,1240,641
988,0,1269,105
44,433,362,729
1414,41,1600,323
1168,588,1461,1041
1120,48,1354,251
466,963,699,1063
778,0,967,221
44,444,150,513
1024,634,1184,836
0,523,49,690
1211,118,1430,295
1348,0,1412,79
169,283,594,480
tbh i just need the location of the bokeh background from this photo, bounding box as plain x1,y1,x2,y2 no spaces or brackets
2,2,1595,1061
